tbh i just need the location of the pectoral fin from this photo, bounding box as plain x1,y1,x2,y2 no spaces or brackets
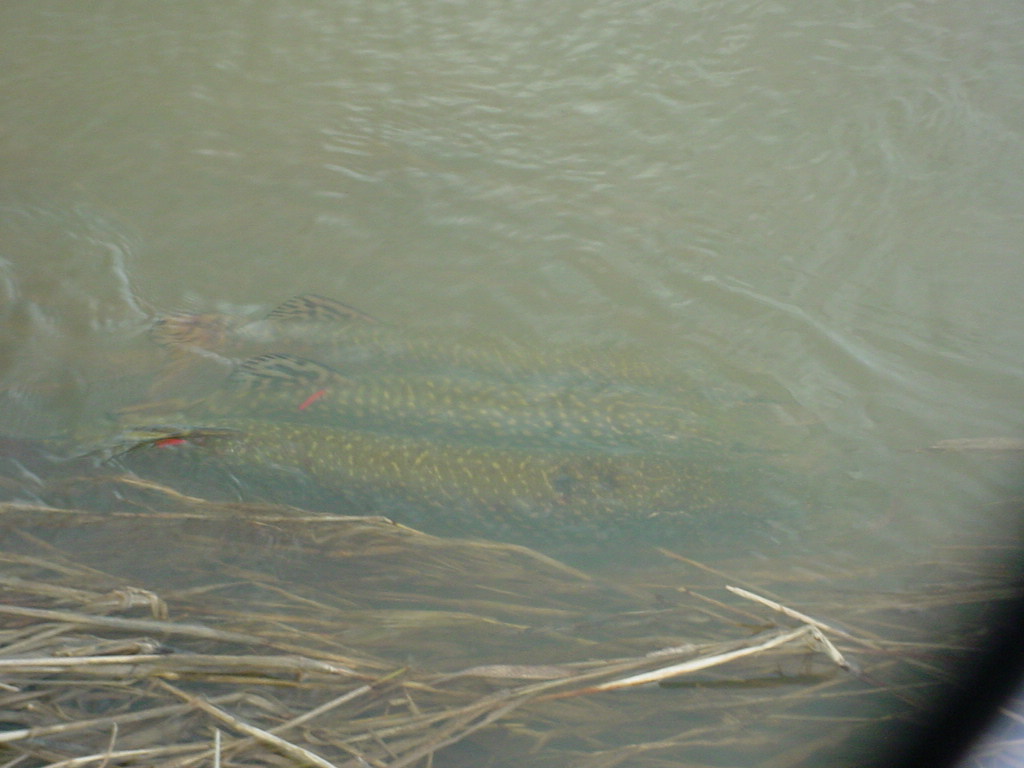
83,424,240,461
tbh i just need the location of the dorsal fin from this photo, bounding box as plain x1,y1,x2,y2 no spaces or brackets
266,294,378,324
229,353,343,391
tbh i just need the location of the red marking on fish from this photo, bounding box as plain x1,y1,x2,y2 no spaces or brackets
155,437,188,448
298,389,328,411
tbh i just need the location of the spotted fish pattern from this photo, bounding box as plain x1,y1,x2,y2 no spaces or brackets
151,294,691,392
187,353,717,454
113,419,780,543
131,294,801,544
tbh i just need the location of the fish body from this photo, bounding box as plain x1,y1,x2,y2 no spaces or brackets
151,295,690,393
114,420,781,543
149,295,376,354
236,322,671,387
135,296,806,545
190,354,716,455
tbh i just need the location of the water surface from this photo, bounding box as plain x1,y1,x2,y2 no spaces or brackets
1,1,1022,765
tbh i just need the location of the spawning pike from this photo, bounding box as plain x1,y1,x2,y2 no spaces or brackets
151,294,691,391
110,419,788,543
149,295,378,355
145,296,380,401
186,353,719,454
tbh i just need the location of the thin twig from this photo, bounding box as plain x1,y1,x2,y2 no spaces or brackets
158,681,342,768
0,605,271,646
591,626,812,692
725,586,868,644
0,696,242,744
0,652,362,678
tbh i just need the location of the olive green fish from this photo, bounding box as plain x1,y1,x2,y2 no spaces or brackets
150,294,378,353
189,353,717,454
109,419,785,544
151,294,689,392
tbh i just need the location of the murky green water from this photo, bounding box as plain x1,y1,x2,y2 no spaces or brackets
1,1,1023,765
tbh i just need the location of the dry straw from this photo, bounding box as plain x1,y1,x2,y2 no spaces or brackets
0,477,1017,768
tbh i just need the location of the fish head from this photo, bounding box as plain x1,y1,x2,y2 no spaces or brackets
150,313,232,351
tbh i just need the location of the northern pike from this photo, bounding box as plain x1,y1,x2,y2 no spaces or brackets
150,294,694,393
109,419,790,543
183,353,719,454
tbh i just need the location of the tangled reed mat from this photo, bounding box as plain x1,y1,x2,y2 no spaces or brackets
0,472,1020,768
